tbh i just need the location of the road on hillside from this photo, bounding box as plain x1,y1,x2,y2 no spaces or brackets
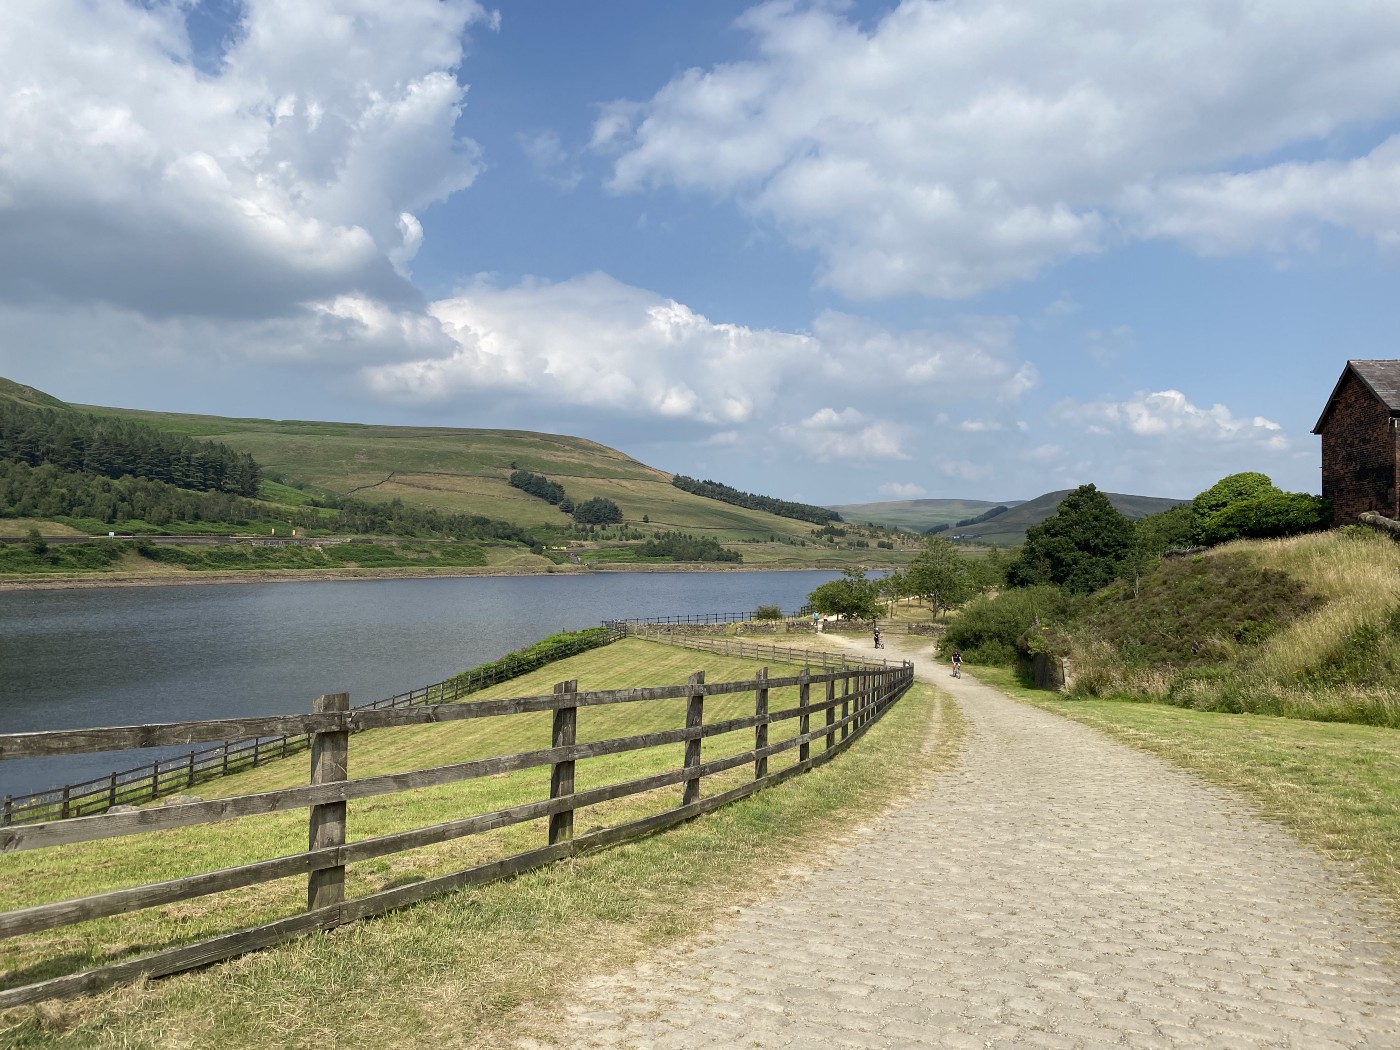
533,631,1400,1048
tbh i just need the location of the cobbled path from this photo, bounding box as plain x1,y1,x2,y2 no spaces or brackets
534,634,1400,1049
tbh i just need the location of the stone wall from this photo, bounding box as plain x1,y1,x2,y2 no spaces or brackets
1319,370,1400,522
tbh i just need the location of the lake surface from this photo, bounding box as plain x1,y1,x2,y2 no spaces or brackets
0,571,842,797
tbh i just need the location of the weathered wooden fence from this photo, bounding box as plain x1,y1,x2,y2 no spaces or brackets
0,643,912,1007
629,627,886,667
2,626,626,827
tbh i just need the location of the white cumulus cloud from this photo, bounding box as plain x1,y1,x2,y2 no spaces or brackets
365,272,814,424
599,0,1400,299
1054,390,1289,450
776,407,910,463
0,0,488,319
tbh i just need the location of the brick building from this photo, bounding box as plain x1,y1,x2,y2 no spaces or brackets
1312,360,1400,523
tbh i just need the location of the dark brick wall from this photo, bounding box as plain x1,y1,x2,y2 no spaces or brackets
1319,370,1400,522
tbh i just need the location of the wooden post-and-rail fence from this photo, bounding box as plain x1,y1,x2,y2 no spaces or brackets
1,625,628,828
0,648,913,1008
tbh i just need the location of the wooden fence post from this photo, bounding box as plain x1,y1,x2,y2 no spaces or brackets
548,680,579,845
841,674,851,741
107,773,117,811
186,751,195,789
683,671,704,805
825,676,836,751
307,692,349,912
754,667,768,780
798,669,811,763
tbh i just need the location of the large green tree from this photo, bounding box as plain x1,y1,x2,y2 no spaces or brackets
905,536,971,619
1006,484,1134,594
808,567,882,621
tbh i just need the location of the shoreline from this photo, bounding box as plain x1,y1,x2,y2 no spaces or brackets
0,561,875,592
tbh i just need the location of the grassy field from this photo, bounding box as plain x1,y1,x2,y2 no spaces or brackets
973,663,1400,916
0,639,956,1049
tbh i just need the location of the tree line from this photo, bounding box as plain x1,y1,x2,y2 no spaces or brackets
0,458,535,545
670,474,841,525
0,400,260,497
636,532,741,563
508,468,623,525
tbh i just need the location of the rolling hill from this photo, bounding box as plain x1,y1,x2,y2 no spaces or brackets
0,378,873,548
835,490,1186,546
828,498,1024,533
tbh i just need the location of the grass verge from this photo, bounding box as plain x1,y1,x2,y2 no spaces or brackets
1,642,959,1049
973,663,1400,915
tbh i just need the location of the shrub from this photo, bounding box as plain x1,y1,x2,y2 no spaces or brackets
943,586,1083,664
1191,472,1331,544
752,604,784,620
1198,490,1331,544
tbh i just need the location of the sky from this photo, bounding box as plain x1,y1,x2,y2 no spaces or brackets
2,1,1399,506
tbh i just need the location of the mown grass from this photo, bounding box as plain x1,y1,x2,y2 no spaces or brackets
974,663,1400,915
1,639,956,1049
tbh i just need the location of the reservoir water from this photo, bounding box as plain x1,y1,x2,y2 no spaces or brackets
0,570,841,798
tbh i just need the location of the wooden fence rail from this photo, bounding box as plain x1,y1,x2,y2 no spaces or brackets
0,640,913,1008
1,626,626,827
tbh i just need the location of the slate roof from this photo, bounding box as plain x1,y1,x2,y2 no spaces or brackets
1312,360,1400,434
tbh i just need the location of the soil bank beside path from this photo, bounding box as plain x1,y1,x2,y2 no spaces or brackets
533,632,1400,1048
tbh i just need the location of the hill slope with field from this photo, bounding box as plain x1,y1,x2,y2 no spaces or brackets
1,378,922,571
79,407,862,543
839,490,1186,544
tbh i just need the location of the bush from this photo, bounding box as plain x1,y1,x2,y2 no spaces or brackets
942,586,1083,664
1198,490,1331,544
752,604,784,620
1191,471,1331,544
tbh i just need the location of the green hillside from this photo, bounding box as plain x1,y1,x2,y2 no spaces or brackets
76,405,834,542
0,376,69,411
829,498,1020,533
843,490,1186,546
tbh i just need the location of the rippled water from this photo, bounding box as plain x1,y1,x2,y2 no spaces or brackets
0,571,840,797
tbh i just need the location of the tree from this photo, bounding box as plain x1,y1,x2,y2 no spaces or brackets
905,537,971,619
1192,472,1274,522
1006,484,1134,594
572,496,623,525
966,545,1011,595
807,567,882,621
1191,472,1331,544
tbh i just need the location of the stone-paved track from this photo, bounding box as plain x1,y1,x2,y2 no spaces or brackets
536,634,1400,1049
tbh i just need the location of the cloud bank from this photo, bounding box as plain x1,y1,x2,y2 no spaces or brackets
598,0,1400,299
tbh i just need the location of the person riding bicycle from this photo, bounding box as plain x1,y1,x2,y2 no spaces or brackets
873,625,883,649
951,649,962,677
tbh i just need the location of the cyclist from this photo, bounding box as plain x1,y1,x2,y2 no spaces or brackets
951,649,962,678
873,625,883,649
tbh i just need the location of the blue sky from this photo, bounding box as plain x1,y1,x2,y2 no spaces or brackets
3,1,1399,505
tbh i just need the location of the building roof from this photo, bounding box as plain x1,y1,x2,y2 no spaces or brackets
1312,360,1400,434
